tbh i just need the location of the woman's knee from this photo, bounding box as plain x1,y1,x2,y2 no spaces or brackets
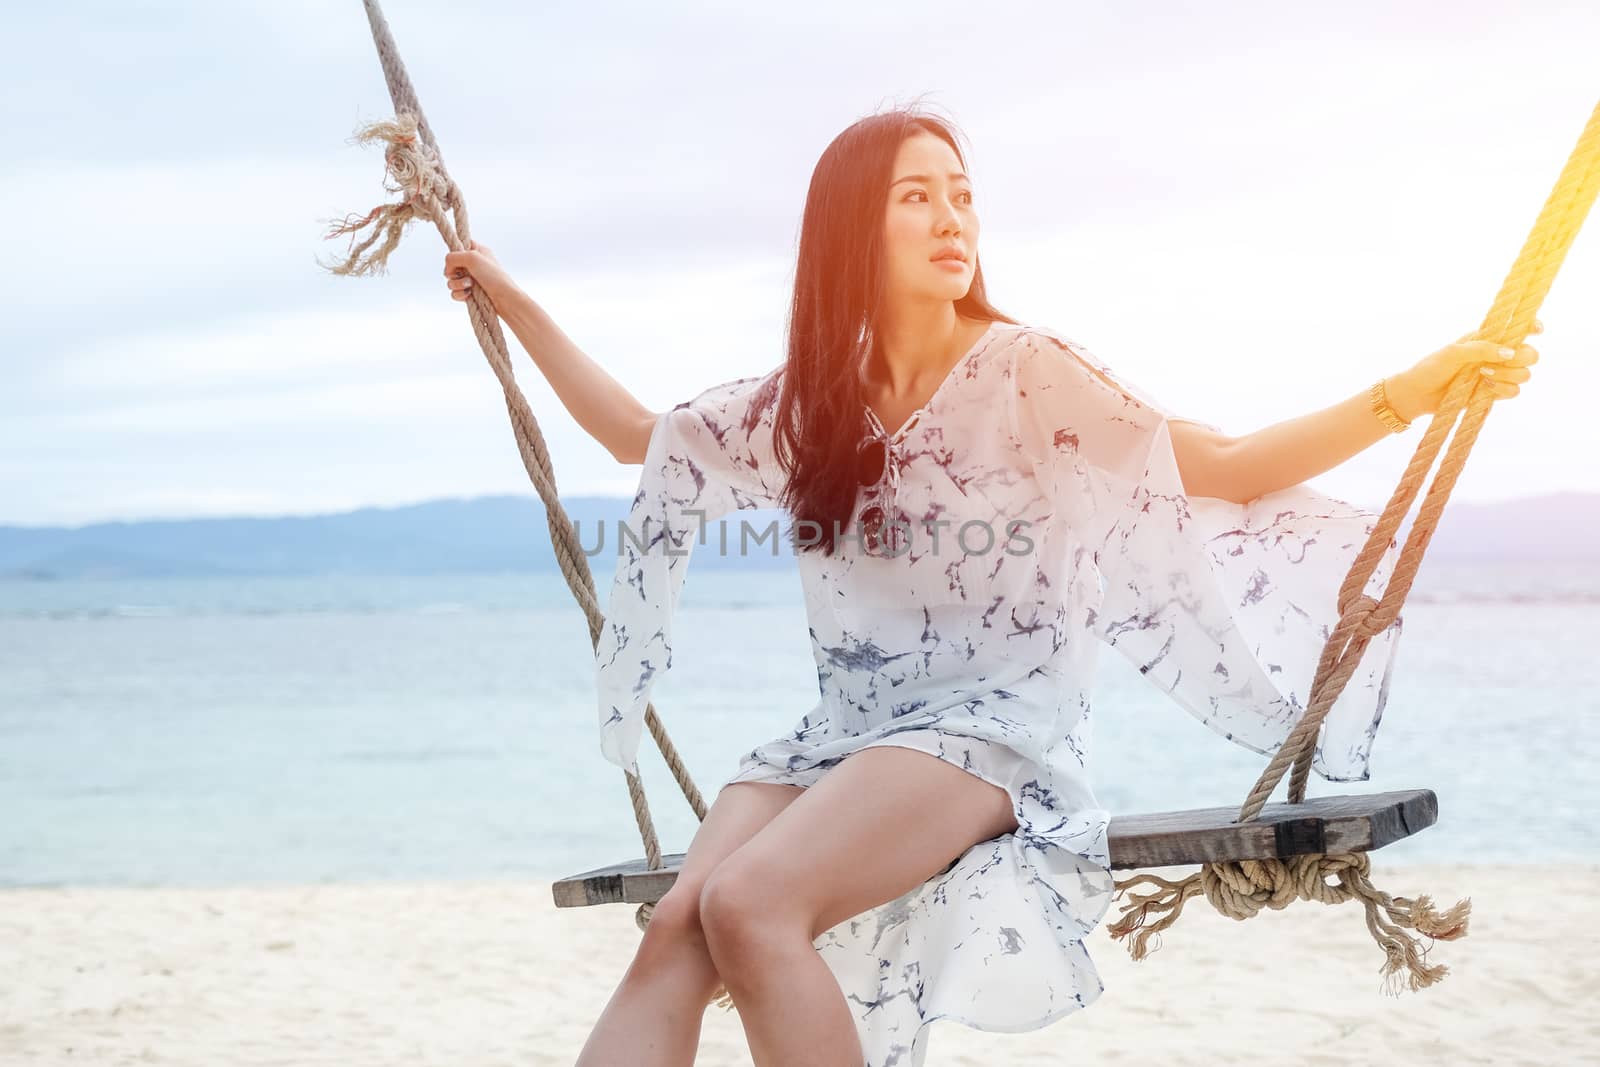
617,885,726,1006
629,882,716,976
698,863,786,963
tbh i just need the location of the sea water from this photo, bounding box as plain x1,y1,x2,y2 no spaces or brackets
1,562,1595,889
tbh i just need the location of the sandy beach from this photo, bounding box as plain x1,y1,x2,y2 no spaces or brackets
2,862,1594,1065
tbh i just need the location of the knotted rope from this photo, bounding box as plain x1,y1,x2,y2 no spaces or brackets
324,1,715,945
1109,97,1600,993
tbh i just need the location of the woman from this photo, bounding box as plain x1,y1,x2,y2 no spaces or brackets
444,106,1538,1067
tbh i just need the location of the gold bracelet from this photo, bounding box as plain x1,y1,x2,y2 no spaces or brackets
1370,378,1411,433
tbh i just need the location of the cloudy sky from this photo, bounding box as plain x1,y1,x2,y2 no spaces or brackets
5,1,1598,527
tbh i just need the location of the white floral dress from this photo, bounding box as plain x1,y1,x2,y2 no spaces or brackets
593,320,1405,1066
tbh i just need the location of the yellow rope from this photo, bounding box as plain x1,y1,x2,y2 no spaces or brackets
1110,97,1600,992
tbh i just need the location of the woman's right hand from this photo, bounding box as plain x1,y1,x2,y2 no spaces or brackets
443,240,515,304
1385,319,1542,422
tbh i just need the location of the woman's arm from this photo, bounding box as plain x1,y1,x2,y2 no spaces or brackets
1171,332,1541,505
1169,392,1397,504
495,287,658,464
442,241,657,465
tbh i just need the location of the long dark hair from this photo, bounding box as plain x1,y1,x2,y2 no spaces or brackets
771,103,1020,556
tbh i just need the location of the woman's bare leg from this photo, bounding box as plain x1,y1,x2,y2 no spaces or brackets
698,746,1019,1067
573,779,805,1067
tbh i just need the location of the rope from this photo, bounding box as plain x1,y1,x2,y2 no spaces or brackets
1109,97,1600,992
326,1,720,940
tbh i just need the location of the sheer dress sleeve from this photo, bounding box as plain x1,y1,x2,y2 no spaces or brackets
594,368,785,775
1010,327,1404,782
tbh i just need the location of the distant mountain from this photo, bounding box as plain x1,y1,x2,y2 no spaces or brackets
0,491,1594,581
0,496,797,580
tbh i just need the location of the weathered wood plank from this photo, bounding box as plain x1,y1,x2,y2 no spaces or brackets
1106,788,1437,868
551,788,1438,909
552,854,691,909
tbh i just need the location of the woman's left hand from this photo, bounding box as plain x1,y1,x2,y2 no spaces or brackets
1386,320,1541,422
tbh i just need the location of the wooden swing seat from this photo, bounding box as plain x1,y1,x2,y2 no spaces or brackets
551,787,1437,908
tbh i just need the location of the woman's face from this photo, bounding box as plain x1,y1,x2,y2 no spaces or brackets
881,131,979,307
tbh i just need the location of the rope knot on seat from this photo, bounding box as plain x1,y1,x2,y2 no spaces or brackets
1109,852,1472,994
